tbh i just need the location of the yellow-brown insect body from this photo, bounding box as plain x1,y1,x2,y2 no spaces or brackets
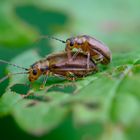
29,52,98,82
66,35,111,65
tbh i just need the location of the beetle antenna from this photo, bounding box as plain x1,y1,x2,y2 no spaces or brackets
37,35,66,44
0,72,28,83
0,59,29,71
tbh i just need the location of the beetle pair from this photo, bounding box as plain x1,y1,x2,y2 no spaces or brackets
39,35,111,67
0,35,111,88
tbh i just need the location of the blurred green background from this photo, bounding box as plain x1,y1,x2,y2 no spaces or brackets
0,0,140,140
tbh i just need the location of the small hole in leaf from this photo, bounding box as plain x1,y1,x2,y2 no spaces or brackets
84,102,100,110
10,84,30,95
24,95,51,102
26,101,38,107
47,84,77,94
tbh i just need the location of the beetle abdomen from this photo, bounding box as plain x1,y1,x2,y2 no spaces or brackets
47,52,98,78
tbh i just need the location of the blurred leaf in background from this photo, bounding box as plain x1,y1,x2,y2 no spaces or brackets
0,0,140,140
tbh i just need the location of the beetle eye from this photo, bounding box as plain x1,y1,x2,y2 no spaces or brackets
70,41,74,46
32,69,37,75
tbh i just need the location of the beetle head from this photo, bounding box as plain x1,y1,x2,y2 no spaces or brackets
28,66,42,82
66,38,75,50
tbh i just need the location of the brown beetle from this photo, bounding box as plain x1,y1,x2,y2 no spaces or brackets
37,35,111,68
65,35,111,65
0,52,98,88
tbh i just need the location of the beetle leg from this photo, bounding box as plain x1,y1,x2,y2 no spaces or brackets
40,72,49,89
70,49,81,61
87,52,90,69
67,49,72,61
53,74,65,79
66,71,77,81
94,54,104,64
45,84,63,92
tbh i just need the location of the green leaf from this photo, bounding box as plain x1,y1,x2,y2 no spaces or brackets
112,93,139,125
0,46,140,136
0,90,22,116
0,0,140,139
12,97,69,136
100,124,127,140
